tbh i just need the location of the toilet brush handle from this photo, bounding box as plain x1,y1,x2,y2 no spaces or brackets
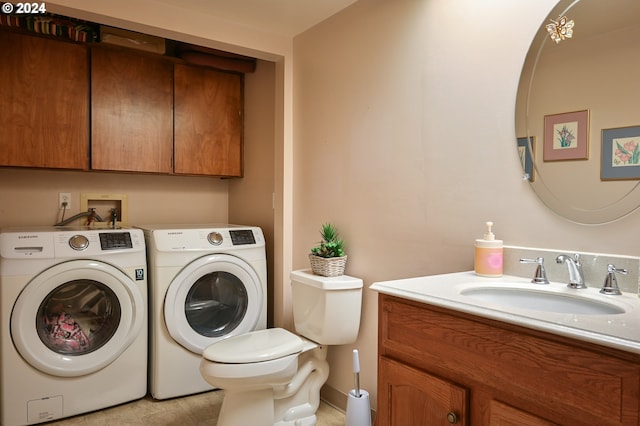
353,349,361,397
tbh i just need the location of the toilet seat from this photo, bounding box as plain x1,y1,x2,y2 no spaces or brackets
203,328,305,364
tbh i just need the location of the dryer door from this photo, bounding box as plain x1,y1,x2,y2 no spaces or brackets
11,260,145,377
164,254,263,354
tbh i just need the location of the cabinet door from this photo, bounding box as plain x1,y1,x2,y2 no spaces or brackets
91,48,173,173
378,357,468,426
0,31,89,169
174,64,243,177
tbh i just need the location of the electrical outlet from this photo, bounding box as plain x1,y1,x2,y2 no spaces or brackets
59,192,71,210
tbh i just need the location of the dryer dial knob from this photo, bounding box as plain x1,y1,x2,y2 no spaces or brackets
69,235,89,251
207,232,223,246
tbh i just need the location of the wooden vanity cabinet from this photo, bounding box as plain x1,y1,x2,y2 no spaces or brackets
91,48,174,173
377,294,640,426
0,30,89,170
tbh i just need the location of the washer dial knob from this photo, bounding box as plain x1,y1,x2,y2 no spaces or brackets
69,235,89,251
207,232,223,246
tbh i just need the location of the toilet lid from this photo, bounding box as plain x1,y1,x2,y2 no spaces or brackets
202,328,305,363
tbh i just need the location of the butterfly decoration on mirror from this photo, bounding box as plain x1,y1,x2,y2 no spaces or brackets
546,15,574,43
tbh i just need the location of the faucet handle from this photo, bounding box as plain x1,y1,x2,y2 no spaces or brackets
600,264,627,295
520,257,550,284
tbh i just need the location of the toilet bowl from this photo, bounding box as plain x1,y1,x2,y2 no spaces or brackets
201,328,328,426
201,328,306,389
199,269,363,426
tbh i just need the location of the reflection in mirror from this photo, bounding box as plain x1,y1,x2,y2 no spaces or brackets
515,0,640,224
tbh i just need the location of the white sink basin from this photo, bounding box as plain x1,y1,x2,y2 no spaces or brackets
460,287,626,315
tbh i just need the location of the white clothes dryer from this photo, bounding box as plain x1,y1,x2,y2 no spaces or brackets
0,227,147,426
138,224,267,400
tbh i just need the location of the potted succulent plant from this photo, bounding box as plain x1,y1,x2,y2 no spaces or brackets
309,223,347,277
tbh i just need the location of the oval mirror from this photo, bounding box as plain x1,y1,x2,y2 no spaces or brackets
515,0,640,224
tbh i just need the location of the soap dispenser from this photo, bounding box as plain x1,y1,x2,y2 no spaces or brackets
475,221,503,277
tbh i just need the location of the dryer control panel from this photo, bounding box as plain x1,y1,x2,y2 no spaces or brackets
146,225,264,252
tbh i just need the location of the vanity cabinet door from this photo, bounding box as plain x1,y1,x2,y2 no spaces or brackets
0,30,89,169
378,357,468,426
174,64,243,177
91,48,174,173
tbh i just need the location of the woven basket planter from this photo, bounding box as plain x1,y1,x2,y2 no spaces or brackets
309,254,347,277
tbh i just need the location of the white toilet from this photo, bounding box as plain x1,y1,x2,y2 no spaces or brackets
200,269,363,426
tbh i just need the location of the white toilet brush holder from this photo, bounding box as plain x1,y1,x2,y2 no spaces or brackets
347,349,371,426
346,389,371,426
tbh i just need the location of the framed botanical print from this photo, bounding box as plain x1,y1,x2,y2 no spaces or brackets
601,125,640,180
543,110,589,161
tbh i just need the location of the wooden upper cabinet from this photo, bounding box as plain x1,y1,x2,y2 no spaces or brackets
0,30,89,169
1,30,244,176
91,48,174,173
174,64,243,177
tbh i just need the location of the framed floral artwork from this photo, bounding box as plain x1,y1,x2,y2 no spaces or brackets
543,110,589,161
601,125,640,180
517,136,535,181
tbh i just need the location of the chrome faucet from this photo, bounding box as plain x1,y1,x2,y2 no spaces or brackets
555,253,586,289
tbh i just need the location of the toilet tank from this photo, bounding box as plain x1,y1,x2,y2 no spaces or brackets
290,269,363,345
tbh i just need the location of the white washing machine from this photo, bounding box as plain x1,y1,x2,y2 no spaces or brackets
138,224,267,400
0,226,147,426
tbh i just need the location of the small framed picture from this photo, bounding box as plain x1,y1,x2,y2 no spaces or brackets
543,110,589,161
517,136,535,181
601,125,640,180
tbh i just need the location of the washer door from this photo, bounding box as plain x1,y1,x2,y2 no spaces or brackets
164,254,262,354
11,260,145,377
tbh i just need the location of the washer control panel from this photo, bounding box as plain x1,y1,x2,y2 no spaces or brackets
0,227,145,259
67,232,134,251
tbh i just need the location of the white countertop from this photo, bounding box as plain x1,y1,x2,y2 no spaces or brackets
371,271,640,354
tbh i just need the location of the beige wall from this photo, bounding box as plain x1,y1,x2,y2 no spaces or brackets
229,60,277,326
293,0,640,409
0,169,229,227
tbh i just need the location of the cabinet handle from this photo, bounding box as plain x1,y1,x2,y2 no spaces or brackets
447,411,458,424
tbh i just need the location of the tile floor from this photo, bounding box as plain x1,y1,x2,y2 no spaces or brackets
45,390,345,425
